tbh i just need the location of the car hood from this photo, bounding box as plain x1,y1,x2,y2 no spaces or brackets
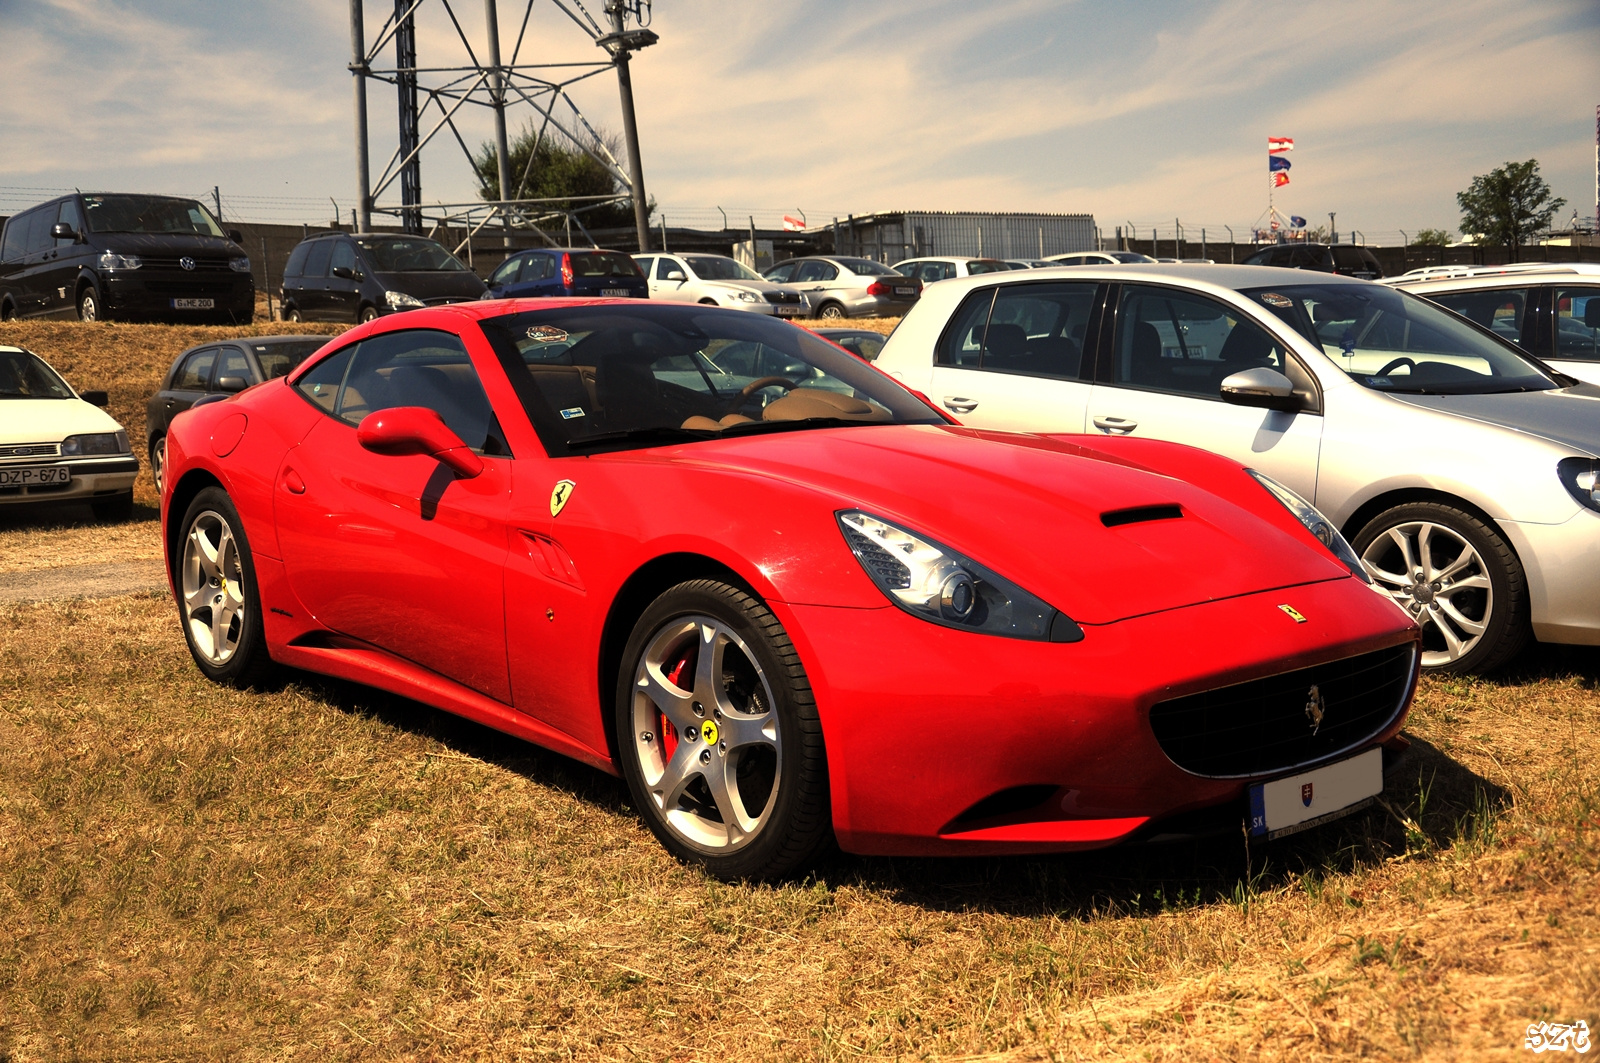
650,425,1350,625
374,270,488,300
0,398,124,442
1389,383,1600,457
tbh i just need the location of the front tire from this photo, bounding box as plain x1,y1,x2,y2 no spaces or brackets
1353,501,1528,673
358,305,378,323
286,306,303,323
78,286,102,322
176,487,274,687
615,579,831,880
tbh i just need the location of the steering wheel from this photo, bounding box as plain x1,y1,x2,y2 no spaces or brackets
725,376,795,414
1375,356,1415,376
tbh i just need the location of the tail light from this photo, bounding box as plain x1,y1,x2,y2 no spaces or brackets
560,253,574,288
867,280,889,296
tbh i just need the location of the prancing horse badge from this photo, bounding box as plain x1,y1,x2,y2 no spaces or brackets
550,479,576,517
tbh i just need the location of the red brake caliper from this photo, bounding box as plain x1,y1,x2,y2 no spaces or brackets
660,645,695,761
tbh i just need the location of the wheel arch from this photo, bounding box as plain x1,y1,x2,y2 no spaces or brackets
1340,487,1522,566
0,294,15,320
165,468,225,577
815,299,847,318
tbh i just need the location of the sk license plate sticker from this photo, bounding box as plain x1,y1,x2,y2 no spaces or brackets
1248,746,1383,839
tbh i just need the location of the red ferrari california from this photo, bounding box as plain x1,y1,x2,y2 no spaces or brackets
162,299,1419,879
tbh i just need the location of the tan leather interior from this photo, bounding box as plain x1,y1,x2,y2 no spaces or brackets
679,389,887,432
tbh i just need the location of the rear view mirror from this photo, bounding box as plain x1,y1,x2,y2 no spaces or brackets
356,406,483,478
1585,301,1600,330
1219,367,1301,411
217,375,248,393
51,222,79,241
80,390,109,407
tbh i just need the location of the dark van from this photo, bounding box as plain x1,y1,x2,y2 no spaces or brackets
1240,242,1384,280
0,193,254,323
279,232,487,323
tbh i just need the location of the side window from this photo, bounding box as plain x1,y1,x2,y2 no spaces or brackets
982,282,1097,378
1554,287,1600,361
656,257,683,280
531,255,557,280
295,345,356,414
795,260,835,283
329,240,357,274
937,289,996,367
1111,285,1287,399
24,209,55,256
55,200,82,245
175,348,218,391
335,329,504,452
765,262,796,282
633,256,655,278
303,240,333,279
490,256,522,286
0,211,34,262
1429,289,1527,344
283,242,310,278
215,346,253,388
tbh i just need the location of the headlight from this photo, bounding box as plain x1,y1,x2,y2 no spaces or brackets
1558,457,1600,513
836,510,1082,641
229,256,252,273
385,290,425,309
1247,470,1370,582
61,431,130,456
727,290,761,303
97,253,141,270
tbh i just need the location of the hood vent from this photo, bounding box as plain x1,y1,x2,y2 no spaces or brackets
1101,504,1183,528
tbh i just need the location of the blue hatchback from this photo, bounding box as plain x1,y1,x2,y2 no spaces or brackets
483,248,648,300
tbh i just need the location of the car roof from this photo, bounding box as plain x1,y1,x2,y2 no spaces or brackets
1389,263,1600,291
920,261,1377,296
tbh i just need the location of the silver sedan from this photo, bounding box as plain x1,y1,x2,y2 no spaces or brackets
763,256,921,319
875,263,1600,673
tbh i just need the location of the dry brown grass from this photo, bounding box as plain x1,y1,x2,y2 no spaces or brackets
1,591,1595,1061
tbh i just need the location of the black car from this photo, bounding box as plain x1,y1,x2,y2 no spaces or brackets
0,193,254,323
279,232,487,323
1240,242,1383,280
483,247,648,299
145,335,330,491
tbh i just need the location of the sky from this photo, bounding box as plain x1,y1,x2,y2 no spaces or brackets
2,0,1597,242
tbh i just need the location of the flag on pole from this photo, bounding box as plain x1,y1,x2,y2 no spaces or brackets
1289,215,1307,228
1269,155,1292,172
1272,172,1290,188
1268,136,1294,153
782,215,805,232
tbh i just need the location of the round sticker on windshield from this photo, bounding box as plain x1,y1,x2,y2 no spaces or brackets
1260,292,1292,308
526,325,568,343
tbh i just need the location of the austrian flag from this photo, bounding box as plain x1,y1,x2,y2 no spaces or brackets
1268,136,1294,153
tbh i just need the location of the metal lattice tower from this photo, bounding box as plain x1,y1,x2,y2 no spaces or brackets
347,0,656,250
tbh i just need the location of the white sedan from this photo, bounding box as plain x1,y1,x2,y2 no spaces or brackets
632,253,808,317
1,344,139,520
874,264,1600,673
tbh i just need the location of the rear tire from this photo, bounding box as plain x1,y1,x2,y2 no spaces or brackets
175,487,274,688
815,302,846,320
615,579,831,880
91,490,134,523
149,436,166,496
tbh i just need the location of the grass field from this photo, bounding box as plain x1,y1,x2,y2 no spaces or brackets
1,320,1596,1061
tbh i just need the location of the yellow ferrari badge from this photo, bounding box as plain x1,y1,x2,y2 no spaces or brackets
1278,604,1308,623
550,480,576,517
701,720,719,745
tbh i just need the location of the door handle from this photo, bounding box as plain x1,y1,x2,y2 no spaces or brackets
282,467,306,494
1092,415,1138,434
943,396,978,414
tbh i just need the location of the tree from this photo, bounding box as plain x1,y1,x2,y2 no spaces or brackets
1456,159,1565,262
472,123,646,231
1414,228,1453,247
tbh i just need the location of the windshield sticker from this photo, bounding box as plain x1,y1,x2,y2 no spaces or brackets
559,407,586,419
526,325,568,344
1260,292,1293,308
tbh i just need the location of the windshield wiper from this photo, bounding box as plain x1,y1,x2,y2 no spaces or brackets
564,426,715,452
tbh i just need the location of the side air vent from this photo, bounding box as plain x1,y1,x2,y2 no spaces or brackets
1102,504,1183,528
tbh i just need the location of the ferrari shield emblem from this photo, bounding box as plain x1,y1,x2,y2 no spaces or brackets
1278,603,1307,623
1301,782,1314,807
550,479,576,517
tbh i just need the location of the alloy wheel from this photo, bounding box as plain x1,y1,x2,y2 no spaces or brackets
181,508,246,665
151,438,166,495
629,615,781,852
1361,520,1492,668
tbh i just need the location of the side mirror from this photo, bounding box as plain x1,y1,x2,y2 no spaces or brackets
330,266,354,280
1585,301,1600,330
355,406,483,478
217,375,248,393
1219,367,1301,411
227,229,244,244
665,270,686,282
51,222,79,241
80,390,109,407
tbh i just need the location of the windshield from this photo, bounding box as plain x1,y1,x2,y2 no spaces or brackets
1244,283,1557,394
356,237,470,272
684,256,764,282
0,350,74,399
479,304,943,456
81,195,226,238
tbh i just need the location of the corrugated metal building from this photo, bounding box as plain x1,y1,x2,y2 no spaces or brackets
827,211,1097,263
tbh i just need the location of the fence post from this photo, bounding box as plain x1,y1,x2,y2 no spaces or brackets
260,236,274,322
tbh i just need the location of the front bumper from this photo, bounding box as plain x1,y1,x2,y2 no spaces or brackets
0,456,139,506
103,271,253,321
779,575,1417,856
1503,508,1600,646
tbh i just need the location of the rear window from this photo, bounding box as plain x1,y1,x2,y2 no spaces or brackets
570,252,643,278
254,340,329,380
838,258,896,276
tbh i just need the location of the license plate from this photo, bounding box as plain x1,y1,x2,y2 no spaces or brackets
894,286,915,296
0,465,70,487
172,298,215,309
600,288,631,297
1248,747,1382,839
775,305,801,316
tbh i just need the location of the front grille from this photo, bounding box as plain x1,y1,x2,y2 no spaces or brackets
1148,644,1415,778
143,280,236,296
0,442,62,461
764,290,802,305
139,256,233,271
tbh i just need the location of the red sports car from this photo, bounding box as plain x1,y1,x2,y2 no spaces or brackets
162,299,1419,879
